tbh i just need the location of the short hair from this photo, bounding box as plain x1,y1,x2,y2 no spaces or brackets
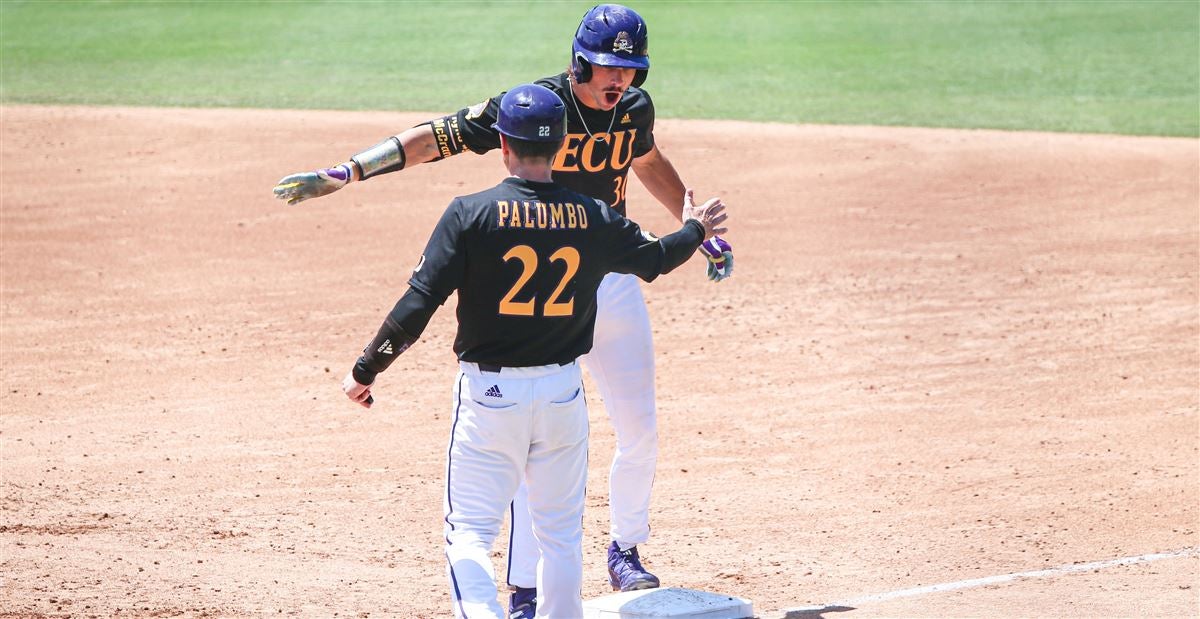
507,135,564,162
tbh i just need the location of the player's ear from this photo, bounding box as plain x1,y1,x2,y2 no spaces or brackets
499,134,510,156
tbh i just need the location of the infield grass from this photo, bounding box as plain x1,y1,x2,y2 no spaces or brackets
1,0,1197,136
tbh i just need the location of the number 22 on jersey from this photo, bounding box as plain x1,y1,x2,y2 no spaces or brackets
499,245,580,317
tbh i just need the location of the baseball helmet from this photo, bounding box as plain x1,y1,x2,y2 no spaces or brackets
570,4,650,88
492,83,568,142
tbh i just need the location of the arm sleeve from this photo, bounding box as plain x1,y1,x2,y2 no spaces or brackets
658,219,706,271
351,199,468,384
352,287,439,384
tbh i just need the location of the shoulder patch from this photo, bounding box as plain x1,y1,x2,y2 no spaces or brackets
466,99,489,120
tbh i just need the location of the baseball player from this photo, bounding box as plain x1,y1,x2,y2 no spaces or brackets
339,83,728,619
274,4,734,610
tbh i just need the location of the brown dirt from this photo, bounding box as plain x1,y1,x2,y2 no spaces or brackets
1,105,1197,618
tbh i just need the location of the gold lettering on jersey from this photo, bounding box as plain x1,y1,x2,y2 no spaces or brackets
552,134,584,170
580,132,610,172
552,129,637,173
550,203,565,229
509,201,522,228
433,116,464,159
566,202,577,228
609,129,634,169
432,122,449,157
522,202,535,229
575,203,588,229
496,201,588,230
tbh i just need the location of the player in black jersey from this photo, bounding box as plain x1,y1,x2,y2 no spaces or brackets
275,4,732,607
339,84,727,619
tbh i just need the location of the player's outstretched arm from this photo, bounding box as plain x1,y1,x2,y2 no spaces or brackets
272,124,442,205
631,145,687,221
633,146,735,282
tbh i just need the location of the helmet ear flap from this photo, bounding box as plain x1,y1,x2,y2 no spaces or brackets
574,54,647,88
572,52,593,84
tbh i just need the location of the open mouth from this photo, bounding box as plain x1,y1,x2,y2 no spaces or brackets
603,91,622,107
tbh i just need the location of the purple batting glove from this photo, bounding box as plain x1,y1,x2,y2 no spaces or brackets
699,236,734,282
272,164,352,205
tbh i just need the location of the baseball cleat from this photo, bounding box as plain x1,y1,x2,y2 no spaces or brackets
508,586,536,619
606,541,661,591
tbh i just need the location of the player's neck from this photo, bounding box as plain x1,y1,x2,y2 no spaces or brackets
500,138,554,182
506,162,554,184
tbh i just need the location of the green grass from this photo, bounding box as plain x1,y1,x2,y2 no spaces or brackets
1,1,1197,136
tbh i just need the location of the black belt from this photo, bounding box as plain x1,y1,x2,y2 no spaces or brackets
478,361,571,373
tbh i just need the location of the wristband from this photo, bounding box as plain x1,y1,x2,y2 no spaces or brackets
350,136,406,180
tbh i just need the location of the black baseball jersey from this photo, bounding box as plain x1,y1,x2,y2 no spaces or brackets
403,177,699,367
433,73,656,216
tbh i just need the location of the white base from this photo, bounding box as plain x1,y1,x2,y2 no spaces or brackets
582,587,754,618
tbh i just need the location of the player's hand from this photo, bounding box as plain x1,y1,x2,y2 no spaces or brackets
272,164,351,205
342,371,375,408
699,236,734,282
682,189,728,238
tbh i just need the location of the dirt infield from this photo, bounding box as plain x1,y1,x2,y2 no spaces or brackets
2,105,1197,618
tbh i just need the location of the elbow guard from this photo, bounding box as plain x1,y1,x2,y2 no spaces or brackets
350,136,407,180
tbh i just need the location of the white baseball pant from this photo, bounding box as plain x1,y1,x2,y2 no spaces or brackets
444,360,589,619
507,272,657,588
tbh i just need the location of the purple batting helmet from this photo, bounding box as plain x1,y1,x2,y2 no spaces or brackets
570,4,650,87
492,83,568,142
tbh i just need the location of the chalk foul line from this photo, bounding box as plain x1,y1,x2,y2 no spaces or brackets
786,547,1199,612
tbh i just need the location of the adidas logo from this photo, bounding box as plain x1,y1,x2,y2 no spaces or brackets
484,385,503,398
620,113,631,124
377,339,393,355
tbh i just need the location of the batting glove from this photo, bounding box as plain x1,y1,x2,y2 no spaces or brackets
699,236,734,282
272,164,352,205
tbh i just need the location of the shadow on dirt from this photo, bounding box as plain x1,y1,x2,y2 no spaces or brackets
781,605,856,618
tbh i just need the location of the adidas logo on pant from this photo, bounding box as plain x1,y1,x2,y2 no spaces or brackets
484,385,503,398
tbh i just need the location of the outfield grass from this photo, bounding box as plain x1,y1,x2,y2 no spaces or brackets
1,1,1197,136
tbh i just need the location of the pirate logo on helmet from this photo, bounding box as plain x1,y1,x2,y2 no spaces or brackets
612,31,634,54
